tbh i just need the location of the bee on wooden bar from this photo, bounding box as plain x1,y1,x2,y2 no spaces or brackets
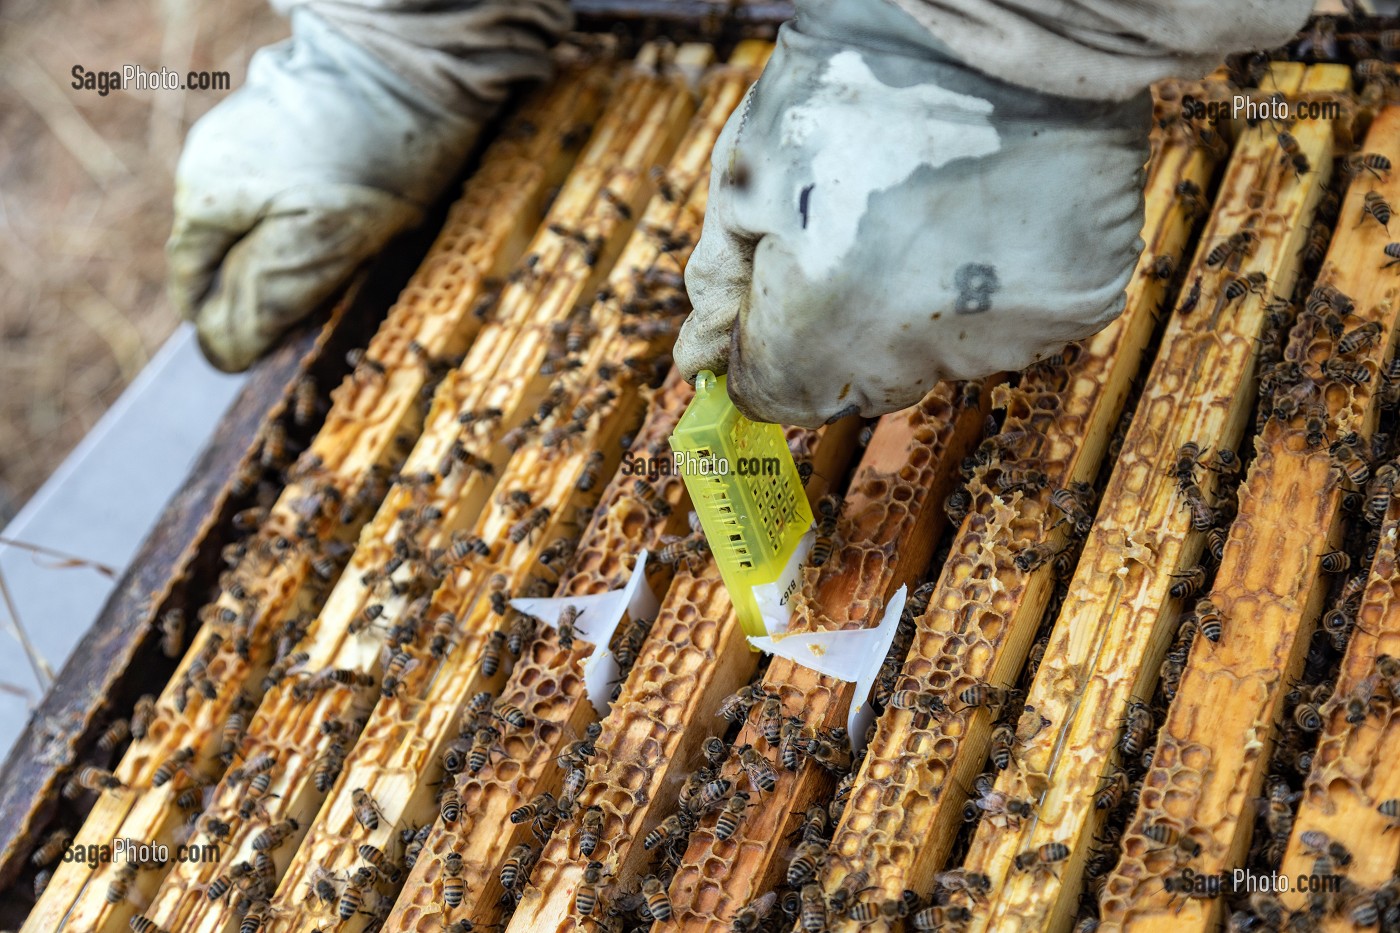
511,791,556,824
912,905,974,930
440,439,495,479
1014,842,1070,877
995,469,1048,495
1343,152,1392,180
1301,223,1331,268
738,745,777,793
500,842,536,892
508,506,551,543
1385,242,1400,269
712,791,752,842
644,811,698,850
958,681,1012,714
576,860,605,916
1177,483,1217,531
1148,255,1175,281
313,739,346,793
1168,564,1208,599
457,405,504,432
148,746,194,788
944,487,972,523
1363,191,1392,231
1143,821,1201,858
798,883,827,932
628,478,672,520
338,866,372,921
129,915,166,933
439,783,462,823
1014,542,1066,574
500,421,535,452
1338,322,1382,356
1177,276,1202,316
1376,798,1400,829
468,724,501,775
1223,271,1269,304
640,876,672,921
346,347,386,380
1205,231,1258,269
1277,132,1310,177
30,828,72,869
252,818,299,852
1094,768,1129,811
350,787,383,831
890,689,948,724
717,684,772,723
1175,179,1205,217
1118,700,1153,757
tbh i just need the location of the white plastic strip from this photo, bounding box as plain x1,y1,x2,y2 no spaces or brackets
752,526,815,636
510,551,659,716
748,584,906,755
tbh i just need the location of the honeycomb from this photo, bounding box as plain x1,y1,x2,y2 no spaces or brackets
958,65,1352,933
662,383,989,932
803,81,1226,933
1099,99,1400,932
15,27,1400,933
22,51,614,933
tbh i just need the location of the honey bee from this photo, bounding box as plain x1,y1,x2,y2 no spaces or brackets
798,883,827,932
1205,231,1255,268
30,828,72,868
347,347,386,380
500,843,536,892
1014,842,1071,876
1013,542,1066,573
1343,153,1392,180
1169,564,1208,599
481,630,507,677
911,905,974,930
738,745,776,793
1143,821,1201,858
1277,132,1310,177
996,469,1049,495
643,811,698,850
958,682,1012,714
129,694,157,741
1377,797,1400,829
508,506,551,543
1338,322,1382,356
494,703,529,730
1376,653,1400,697
469,725,501,775
717,684,770,723
576,860,605,915
148,744,195,788
1177,276,1202,316
496,489,533,518
944,487,972,523
159,609,184,658
630,479,671,519
641,876,673,921
847,899,908,923
1175,179,1205,216
252,818,300,852
552,604,580,652
129,915,165,933
890,689,948,721
357,843,403,883
715,791,752,841
1179,483,1217,531
1303,404,1328,448
351,787,383,831
1119,700,1153,756
313,738,347,793
511,792,556,825
338,865,372,921
438,783,462,824
380,647,419,698
441,852,465,908
1363,190,1392,231
1293,700,1324,732
1094,767,1129,811
731,892,778,933
1223,271,1269,304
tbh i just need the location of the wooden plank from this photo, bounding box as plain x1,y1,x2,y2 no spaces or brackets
799,79,1226,932
954,64,1351,933
1095,104,1400,932
120,51,699,933
658,376,991,932
20,54,616,933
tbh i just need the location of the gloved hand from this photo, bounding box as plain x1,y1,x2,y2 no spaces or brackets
167,1,569,372
676,0,1310,426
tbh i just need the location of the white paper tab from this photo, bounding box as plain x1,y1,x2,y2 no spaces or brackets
752,525,815,636
509,551,658,716
747,584,906,755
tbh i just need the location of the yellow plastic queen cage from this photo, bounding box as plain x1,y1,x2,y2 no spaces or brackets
669,371,814,639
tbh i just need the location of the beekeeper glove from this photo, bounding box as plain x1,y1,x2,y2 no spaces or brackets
167,0,570,372
676,0,1312,426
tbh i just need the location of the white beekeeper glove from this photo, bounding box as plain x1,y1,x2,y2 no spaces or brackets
676,0,1312,426
167,0,570,372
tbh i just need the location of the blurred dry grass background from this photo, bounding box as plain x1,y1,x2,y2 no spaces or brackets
0,0,285,521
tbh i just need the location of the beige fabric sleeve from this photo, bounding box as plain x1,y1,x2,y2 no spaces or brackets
881,0,1314,100
270,0,573,117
